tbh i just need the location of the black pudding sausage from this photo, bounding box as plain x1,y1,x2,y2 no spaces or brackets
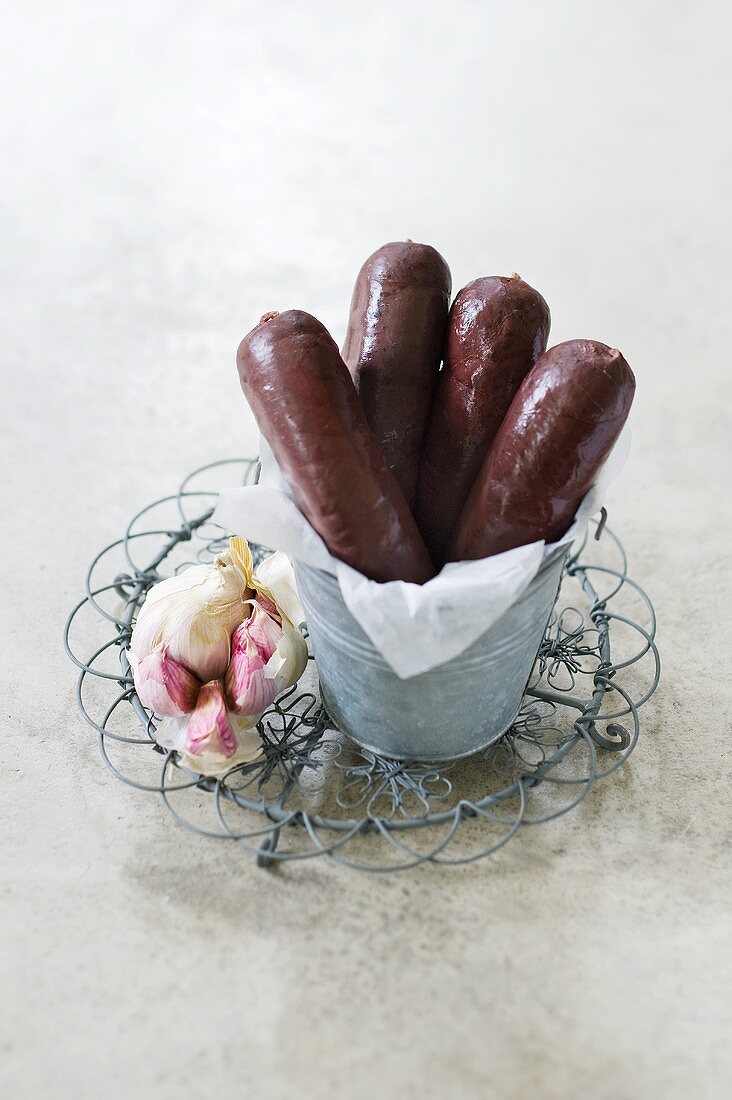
237,309,436,584
417,274,550,565
447,340,635,561
342,240,451,508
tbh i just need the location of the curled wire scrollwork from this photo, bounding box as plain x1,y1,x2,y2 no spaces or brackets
64,458,660,872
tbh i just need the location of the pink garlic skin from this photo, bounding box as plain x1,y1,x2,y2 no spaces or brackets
254,591,282,622
224,603,283,717
133,645,200,717
186,680,237,758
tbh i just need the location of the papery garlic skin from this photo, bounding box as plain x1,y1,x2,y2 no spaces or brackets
266,618,308,696
129,548,252,682
128,645,200,717
185,680,237,758
254,551,304,626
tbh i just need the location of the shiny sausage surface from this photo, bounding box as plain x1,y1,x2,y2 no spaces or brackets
343,241,451,508
417,274,550,565
447,339,635,561
237,309,435,584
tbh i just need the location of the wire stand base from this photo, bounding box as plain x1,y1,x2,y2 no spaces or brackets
64,459,660,872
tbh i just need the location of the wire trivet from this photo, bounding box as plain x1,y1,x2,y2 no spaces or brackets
64,458,660,872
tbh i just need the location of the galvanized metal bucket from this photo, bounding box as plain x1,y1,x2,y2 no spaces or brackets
293,546,568,762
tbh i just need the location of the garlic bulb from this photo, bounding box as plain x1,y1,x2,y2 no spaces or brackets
128,537,308,778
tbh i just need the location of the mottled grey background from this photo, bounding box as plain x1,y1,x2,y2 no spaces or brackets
2,1,730,1097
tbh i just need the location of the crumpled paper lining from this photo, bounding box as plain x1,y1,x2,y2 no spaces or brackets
213,428,631,679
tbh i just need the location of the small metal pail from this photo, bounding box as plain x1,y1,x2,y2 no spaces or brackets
294,547,567,762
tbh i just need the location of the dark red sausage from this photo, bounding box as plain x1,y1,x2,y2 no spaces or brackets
447,340,635,561
342,241,451,508
237,310,435,584
416,274,550,565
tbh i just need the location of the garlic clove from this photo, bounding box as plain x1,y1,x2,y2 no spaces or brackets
224,608,280,716
186,680,237,758
131,645,200,717
246,601,285,660
225,602,309,718
155,711,263,777
159,600,237,682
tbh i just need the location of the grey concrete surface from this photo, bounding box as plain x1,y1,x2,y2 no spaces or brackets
2,2,731,1097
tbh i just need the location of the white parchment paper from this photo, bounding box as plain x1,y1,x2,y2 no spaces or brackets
213,430,630,679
